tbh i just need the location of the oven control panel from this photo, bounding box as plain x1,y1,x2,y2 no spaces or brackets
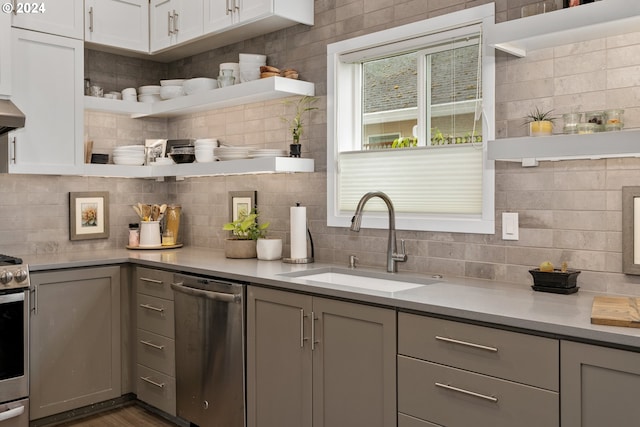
0,264,30,291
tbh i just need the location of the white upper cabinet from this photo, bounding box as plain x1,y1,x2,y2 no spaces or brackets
150,0,204,53
84,0,149,53
11,0,83,39
203,0,313,39
7,29,83,175
0,11,10,96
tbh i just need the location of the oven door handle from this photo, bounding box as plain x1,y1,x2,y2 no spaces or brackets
0,405,24,422
171,282,241,303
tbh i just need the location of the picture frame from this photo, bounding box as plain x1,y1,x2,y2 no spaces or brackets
622,186,640,274
563,0,594,7
69,191,110,241
229,191,257,222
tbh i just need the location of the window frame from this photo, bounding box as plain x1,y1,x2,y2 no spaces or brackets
326,4,496,234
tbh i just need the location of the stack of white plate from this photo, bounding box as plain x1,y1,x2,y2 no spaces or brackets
194,138,218,163
239,53,267,83
138,85,162,103
113,145,145,165
215,146,250,161
249,148,287,158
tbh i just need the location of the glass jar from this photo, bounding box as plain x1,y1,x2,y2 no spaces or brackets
128,223,139,247
577,122,597,134
164,205,182,245
584,111,605,132
604,109,624,131
563,112,582,134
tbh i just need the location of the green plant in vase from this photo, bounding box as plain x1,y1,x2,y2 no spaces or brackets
524,106,556,137
222,209,270,258
282,95,318,157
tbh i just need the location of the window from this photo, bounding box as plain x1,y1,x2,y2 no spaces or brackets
327,5,495,234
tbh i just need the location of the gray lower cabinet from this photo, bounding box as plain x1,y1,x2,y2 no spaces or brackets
29,266,121,421
247,286,396,427
561,340,640,427
398,312,559,427
134,267,176,416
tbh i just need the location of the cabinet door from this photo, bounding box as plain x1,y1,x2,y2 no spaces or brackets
172,0,203,45
9,28,83,174
30,266,121,421
235,0,271,25
84,0,149,53
561,340,640,427
150,0,175,52
203,0,235,33
11,0,83,39
313,297,397,427
247,286,313,427
0,11,9,96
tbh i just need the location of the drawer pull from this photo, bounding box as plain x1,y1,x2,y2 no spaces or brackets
141,376,165,389
140,277,164,285
140,303,164,313
140,340,165,350
435,382,498,403
435,336,498,353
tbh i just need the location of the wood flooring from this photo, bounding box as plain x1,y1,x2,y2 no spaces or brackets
54,404,179,427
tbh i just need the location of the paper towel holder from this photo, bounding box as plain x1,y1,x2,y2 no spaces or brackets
283,228,315,264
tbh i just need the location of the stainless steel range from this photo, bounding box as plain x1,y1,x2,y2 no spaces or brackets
0,255,30,427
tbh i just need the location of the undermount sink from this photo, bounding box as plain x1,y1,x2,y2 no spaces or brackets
280,267,441,293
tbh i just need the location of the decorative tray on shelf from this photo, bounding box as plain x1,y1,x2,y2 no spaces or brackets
126,244,183,250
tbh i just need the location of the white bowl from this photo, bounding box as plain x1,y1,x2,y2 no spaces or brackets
121,87,136,96
138,85,161,94
138,94,162,103
160,79,185,86
160,85,185,99
239,67,260,83
239,53,267,63
183,78,218,95
122,94,138,102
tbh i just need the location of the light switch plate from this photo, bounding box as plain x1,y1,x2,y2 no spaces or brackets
502,212,519,240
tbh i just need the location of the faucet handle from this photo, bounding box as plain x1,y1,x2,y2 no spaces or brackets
394,239,408,262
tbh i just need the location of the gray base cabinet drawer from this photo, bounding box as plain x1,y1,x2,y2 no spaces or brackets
136,267,175,300
398,313,558,391
137,364,176,416
137,329,175,376
137,294,175,338
398,355,559,427
399,413,442,427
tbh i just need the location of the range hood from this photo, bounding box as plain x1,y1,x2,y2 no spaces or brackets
0,99,25,135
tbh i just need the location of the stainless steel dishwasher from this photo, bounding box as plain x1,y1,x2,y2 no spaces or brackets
171,273,246,427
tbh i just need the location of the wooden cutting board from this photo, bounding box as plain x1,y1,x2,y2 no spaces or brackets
591,296,640,328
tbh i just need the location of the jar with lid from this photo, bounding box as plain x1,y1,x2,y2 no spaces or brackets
164,205,182,245
604,109,624,131
128,223,139,247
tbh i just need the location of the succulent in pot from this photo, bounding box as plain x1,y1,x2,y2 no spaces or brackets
222,210,270,258
524,106,556,137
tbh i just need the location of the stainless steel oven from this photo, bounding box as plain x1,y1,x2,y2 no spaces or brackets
0,255,30,427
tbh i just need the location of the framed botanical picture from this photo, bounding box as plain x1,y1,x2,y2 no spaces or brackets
69,192,110,240
229,191,257,222
622,186,640,274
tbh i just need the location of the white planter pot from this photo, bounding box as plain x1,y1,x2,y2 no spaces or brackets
256,238,283,261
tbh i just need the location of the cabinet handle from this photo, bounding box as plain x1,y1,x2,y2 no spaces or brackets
226,0,233,15
140,340,165,350
435,382,498,403
88,7,94,32
167,11,173,35
12,0,16,15
300,309,309,348
0,405,24,422
311,311,319,351
30,285,37,315
10,136,16,164
435,336,498,353
173,10,179,33
234,0,240,11
140,303,164,313
141,376,165,389
140,277,164,285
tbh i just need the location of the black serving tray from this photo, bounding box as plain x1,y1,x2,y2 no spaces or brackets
529,268,581,289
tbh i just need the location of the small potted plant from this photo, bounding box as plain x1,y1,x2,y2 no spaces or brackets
282,95,318,157
525,106,556,137
222,210,269,259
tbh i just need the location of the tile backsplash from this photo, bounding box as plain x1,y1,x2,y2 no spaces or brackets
3,0,640,296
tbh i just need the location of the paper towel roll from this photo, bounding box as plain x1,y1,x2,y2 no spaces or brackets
290,205,307,259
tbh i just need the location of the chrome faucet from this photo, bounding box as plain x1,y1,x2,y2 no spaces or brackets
350,191,408,273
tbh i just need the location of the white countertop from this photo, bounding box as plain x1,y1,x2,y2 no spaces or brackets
21,246,640,350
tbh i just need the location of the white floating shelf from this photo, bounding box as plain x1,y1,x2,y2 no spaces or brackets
486,0,640,57
81,157,314,178
84,77,315,118
488,129,640,165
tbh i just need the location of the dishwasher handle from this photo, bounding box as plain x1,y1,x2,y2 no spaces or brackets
171,281,241,303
